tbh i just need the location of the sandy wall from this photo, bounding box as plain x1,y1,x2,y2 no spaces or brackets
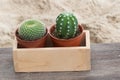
0,0,120,47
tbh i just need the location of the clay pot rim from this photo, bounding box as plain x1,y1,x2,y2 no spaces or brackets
15,28,48,43
49,24,84,42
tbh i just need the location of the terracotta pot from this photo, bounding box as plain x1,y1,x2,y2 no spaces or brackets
49,24,85,47
15,28,48,48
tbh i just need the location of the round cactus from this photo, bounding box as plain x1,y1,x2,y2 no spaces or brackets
55,12,78,39
18,19,46,41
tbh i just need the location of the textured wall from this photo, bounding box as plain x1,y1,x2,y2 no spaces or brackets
0,0,120,47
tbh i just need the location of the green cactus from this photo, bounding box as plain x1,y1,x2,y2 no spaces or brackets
18,19,46,41
55,12,78,39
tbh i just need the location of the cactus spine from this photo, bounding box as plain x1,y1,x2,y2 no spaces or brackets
18,19,46,41
55,12,78,39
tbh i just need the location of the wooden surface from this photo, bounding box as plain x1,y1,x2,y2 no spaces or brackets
13,47,90,72
0,43,120,80
13,31,90,72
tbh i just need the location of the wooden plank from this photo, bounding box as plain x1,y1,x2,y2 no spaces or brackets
14,48,90,72
0,43,120,79
13,31,91,72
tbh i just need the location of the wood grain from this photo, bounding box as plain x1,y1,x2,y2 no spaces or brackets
0,43,120,80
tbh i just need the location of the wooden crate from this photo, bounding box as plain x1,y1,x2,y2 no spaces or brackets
13,30,91,72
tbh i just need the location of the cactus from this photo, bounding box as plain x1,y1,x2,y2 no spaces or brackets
18,19,46,41
55,12,78,39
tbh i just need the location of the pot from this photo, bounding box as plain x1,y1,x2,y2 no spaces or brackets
49,24,85,47
15,28,48,48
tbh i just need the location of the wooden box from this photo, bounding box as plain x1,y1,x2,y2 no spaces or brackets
13,30,91,72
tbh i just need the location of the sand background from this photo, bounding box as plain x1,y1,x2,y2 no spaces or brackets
0,0,120,47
